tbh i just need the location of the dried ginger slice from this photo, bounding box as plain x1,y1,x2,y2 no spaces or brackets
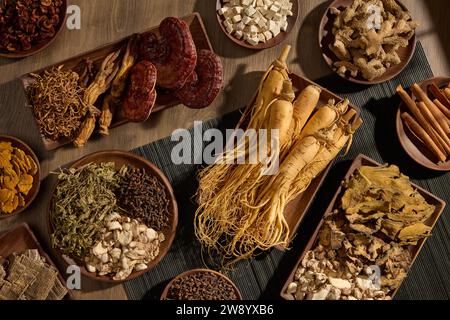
0,189,14,203
0,142,13,152
17,174,34,195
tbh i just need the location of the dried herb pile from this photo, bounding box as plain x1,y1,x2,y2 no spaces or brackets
287,165,436,300
167,272,238,300
341,165,435,245
29,66,88,141
50,163,121,259
51,162,171,271
116,168,170,230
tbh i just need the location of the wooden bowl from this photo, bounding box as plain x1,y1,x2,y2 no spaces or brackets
47,150,178,283
0,0,67,58
280,154,446,300
0,135,41,220
0,223,74,299
216,0,299,50
161,268,242,300
319,0,416,85
396,77,450,171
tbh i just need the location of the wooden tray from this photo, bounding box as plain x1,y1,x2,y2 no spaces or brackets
280,154,446,300
20,12,213,151
0,135,41,220
237,73,359,250
216,0,299,50
160,268,242,300
0,223,74,300
319,0,416,85
47,150,178,283
396,77,450,171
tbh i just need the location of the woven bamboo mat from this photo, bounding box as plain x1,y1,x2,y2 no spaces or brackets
125,42,450,300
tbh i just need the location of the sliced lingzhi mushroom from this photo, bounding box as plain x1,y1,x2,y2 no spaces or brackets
174,50,223,109
139,17,197,90
121,60,157,122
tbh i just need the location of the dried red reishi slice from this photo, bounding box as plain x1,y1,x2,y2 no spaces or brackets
139,17,197,90
122,60,157,122
175,50,223,109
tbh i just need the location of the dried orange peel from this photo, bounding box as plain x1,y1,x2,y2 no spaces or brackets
0,142,38,214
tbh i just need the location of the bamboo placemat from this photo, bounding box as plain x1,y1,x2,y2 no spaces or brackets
125,42,450,300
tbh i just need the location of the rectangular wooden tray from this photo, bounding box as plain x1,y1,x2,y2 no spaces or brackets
0,223,74,300
237,72,359,250
20,12,213,151
280,154,447,300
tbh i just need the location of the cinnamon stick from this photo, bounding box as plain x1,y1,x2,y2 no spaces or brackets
396,85,447,155
445,88,450,101
416,101,450,155
429,125,450,158
411,83,450,135
402,113,446,162
433,99,450,124
429,84,450,109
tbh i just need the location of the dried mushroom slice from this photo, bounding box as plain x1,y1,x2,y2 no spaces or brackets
121,60,158,122
175,50,223,109
139,17,197,90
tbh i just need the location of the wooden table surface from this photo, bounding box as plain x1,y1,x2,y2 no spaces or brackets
0,0,449,300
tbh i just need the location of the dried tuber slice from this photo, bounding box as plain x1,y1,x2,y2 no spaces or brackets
122,60,157,122
174,50,223,109
139,17,197,90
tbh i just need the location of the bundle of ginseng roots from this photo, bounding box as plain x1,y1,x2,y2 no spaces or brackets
195,45,363,267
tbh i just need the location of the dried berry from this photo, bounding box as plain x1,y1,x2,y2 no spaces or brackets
167,271,238,300
116,168,170,231
0,0,63,52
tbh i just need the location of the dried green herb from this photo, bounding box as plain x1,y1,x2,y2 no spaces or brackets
50,163,124,259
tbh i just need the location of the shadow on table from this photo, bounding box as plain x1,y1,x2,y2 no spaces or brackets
425,0,450,72
221,66,265,114
142,280,171,300
0,57,19,68
193,0,262,59
295,0,331,80
364,95,446,180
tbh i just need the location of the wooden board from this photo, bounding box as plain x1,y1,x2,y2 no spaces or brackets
280,154,447,300
20,12,213,151
237,72,360,250
0,223,74,300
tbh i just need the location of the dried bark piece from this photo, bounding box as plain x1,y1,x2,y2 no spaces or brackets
73,50,121,147
99,36,137,135
175,50,223,109
139,17,197,90
122,60,157,122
